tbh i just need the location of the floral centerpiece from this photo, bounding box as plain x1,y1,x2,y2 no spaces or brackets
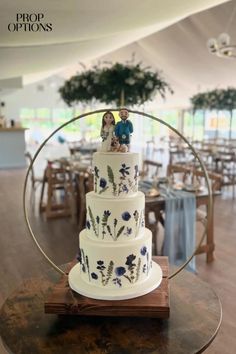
59,62,173,107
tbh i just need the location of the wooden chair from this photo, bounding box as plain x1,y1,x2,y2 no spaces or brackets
67,140,92,163
191,169,222,193
75,171,94,231
25,152,44,190
140,159,164,254
140,159,162,180
168,163,222,200
188,168,222,224
167,164,222,262
167,164,190,184
217,152,236,198
169,149,188,165
145,202,164,255
67,140,84,158
42,161,75,219
145,139,165,162
191,169,222,262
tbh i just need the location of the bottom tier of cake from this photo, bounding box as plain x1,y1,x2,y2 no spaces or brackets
68,229,163,300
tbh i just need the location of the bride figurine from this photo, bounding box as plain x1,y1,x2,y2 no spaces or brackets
100,111,115,152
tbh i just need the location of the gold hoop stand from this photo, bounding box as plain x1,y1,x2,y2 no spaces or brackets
23,108,213,279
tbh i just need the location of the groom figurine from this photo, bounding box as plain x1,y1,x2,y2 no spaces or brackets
115,108,133,151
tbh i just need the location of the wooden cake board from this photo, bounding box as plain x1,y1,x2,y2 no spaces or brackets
44,256,170,318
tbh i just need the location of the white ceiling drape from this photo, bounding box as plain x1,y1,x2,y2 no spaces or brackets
97,0,236,108
0,0,229,83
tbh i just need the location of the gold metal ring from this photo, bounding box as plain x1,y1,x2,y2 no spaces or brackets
23,108,212,278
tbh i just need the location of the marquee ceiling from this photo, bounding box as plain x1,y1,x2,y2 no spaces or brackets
97,0,236,108
0,0,229,84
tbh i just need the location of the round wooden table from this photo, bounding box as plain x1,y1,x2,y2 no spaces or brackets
0,268,222,354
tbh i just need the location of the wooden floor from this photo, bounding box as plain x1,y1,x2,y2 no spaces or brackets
0,168,236,354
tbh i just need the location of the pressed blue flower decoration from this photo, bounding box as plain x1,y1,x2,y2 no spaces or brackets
119,164,130,177
126,227,132,235
140,246,147,256
115,266,126,276
125,254,136,266
113,277,122,287
76,249,82,263
122,185,129,193
104,210,111,217
97,260,105,271
86,220,91,229
94,166,99,178
122,211,131,221
100,178,107,189
91,272,98,280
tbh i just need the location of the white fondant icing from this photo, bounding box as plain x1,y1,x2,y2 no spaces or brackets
86,191,145,241
69,148,163,300
69,262,162,300
93,152,139,198
78,228,153,289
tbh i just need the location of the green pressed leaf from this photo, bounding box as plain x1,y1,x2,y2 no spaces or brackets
88,206,98,237
116,225,125,240
107,165,114,183
135,258,141,282
99,186,109,194
104,260,114,285
86,256,90,281
81,249,86,264
106,225,113,238
107,165,117,194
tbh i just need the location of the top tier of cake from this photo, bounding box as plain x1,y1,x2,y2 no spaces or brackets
93,152,139,198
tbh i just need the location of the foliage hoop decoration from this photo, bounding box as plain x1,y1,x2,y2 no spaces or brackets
59,62,173,107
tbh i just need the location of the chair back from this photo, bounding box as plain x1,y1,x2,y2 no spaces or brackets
191,169,222,192
168,163,222,192
167,164,190,184
44,160,74,218
76,171,94,231
67,141,83,158
141,159,162,180
25,151,36,188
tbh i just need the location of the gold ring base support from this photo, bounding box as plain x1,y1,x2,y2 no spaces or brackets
23,108,213,279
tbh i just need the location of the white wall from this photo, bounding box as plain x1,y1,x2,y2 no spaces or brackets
1,75,68,125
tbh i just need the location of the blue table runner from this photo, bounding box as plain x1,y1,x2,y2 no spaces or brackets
139,181,196,272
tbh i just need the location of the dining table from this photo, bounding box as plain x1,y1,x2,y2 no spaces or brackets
140,180,217,263
72,143,99,155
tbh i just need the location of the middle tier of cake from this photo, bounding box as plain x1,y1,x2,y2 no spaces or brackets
86,191,145,241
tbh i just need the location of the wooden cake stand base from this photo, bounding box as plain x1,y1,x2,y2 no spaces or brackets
44,256,170,318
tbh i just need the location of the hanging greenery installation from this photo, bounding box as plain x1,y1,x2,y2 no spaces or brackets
59,62,173,107
191,88,236,112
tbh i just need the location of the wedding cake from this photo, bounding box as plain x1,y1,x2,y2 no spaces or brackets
68,110,162,300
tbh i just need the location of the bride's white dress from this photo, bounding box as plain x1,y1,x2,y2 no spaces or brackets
100,125,114,152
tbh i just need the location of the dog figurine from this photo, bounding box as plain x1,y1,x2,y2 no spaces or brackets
111,136,128,153
119,144,128,153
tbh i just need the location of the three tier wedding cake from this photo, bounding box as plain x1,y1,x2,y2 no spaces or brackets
68,110,162,300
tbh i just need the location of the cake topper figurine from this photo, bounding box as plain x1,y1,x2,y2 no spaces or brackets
100,110,115,152
114,108,133,151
